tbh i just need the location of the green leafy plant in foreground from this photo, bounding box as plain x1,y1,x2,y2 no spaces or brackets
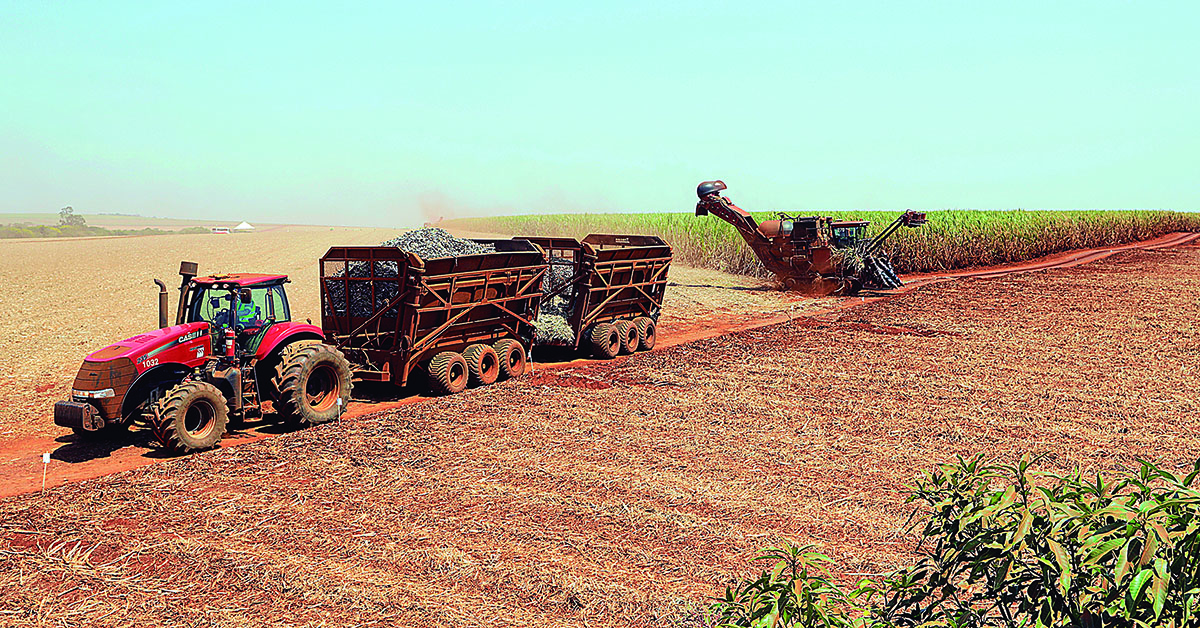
708,455,1200,627
712,543,863,628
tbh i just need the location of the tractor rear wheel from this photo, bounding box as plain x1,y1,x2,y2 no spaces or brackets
492,339,527,380
462,344,500,387
588,322,621,359
633,317,656,351
427,351,469,395
614,320,638,354
149,381,228,453
276,342,354,426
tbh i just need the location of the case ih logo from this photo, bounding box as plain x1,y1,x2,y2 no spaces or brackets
178,330,202,344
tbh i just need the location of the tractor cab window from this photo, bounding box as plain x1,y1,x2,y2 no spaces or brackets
264,285,290,322
189,284,290,329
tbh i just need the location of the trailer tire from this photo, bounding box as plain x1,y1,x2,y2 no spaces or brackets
463,344,500,387
276,343,353,426
634,317,656,351
427,351,469,395
493,339,527,380
588,322,621,359
149,381,228,453
614,320,638,354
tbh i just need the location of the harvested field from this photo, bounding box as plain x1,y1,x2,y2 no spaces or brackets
1,241,1197,627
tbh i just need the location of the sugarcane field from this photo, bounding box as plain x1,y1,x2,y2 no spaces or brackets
3,4,1200,628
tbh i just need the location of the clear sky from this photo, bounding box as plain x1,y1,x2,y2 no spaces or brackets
1,1,1196,226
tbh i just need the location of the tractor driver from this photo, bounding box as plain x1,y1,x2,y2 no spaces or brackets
235,288,261,328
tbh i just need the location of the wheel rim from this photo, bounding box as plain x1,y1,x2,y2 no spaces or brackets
305,363,340,412
645,325,655,345
607,332,620,354
480,353,498,379
183,400,216,439
508,348,525,372
449,361,467,387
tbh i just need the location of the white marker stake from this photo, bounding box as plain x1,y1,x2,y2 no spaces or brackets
336,397,343,418
41,452,50,492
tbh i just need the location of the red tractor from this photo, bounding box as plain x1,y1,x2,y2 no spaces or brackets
54,261,353,453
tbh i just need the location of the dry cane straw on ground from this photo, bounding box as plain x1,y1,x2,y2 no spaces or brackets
1,244,1198,626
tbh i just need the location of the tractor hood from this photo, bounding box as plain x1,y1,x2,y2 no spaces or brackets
85,322,211,370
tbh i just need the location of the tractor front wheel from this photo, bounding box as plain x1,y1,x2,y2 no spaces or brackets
276,343,354,426
149,381,229,453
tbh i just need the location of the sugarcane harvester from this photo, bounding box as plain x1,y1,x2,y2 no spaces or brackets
695,180,927,295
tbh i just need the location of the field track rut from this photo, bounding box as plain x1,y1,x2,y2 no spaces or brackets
2,231,1197,498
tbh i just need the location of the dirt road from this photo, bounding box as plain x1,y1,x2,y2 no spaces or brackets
1,238,1196,626
1,232,1196,498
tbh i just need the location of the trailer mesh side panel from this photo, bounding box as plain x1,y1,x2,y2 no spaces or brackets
319,240,546,386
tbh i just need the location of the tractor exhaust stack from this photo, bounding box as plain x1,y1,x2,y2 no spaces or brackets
153,279,169,328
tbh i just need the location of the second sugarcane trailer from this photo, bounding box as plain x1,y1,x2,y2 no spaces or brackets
519,234,672,359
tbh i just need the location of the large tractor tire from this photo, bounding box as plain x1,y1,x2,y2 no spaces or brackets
588,322,621,359
276,342,354,426
614,320,638,355
149,381,229,453
462,344,500,387
633,317,657,351
492,339,527,380
427,351,469,395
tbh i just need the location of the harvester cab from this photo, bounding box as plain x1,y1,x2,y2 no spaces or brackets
55,260,352,455
694,180,927,295
830,221,870,249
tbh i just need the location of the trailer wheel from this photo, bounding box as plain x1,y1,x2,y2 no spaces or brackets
634,317,657,351
588,322,621,359
149,381,229,453
427,351,469,395
614,320,638,355
492,339,527,380
276,343,354,425
463,344,500,387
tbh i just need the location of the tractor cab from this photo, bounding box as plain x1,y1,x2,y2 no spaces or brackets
829,220,870,249
182,274,292,355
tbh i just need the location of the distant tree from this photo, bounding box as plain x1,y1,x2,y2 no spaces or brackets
58,206,86,227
